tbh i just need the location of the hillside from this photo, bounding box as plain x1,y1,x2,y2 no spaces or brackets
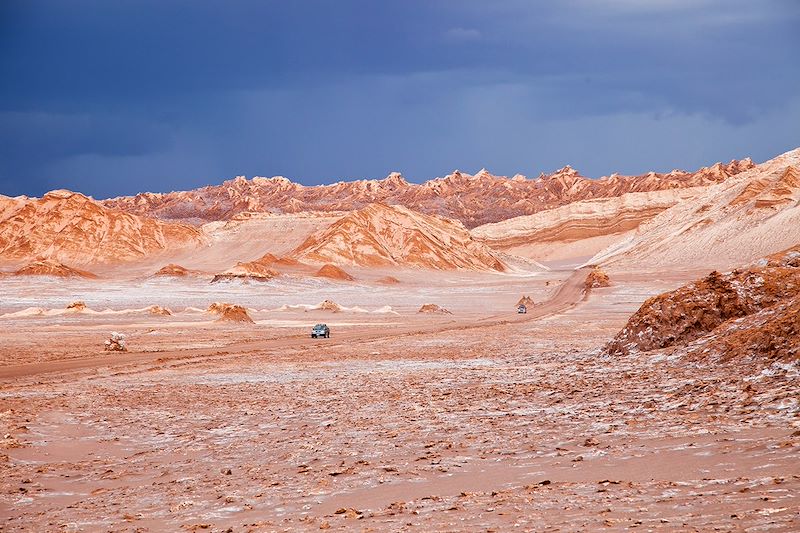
471,187,704,261
587,148,800,272
0,190,204,266
606,245,800,363
289,203,509,271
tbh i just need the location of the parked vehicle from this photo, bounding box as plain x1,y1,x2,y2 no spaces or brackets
311,323,330,338
517,304,527,314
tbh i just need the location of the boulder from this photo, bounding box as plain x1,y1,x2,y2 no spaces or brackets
584,267,611,291
104,332,127,352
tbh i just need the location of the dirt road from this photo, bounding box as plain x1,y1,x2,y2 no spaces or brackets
0,267,593,380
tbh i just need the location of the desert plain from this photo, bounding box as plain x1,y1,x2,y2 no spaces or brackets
1,149,799,532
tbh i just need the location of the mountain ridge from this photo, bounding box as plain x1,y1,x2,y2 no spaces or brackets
101,159,754,228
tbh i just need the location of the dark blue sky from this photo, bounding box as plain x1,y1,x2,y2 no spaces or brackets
1,0,798,198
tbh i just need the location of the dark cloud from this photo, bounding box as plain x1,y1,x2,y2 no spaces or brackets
0,0,798,197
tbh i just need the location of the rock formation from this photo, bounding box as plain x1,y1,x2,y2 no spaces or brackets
154,264,191,277
418,304,452,314
13,259,97,279
290,203,507,272
376,276,401,285
606,246,800,358
0,190,204,266
314,300,342,313
65,301,87,312
197,212,345,270
211,254,280,283
252,253,302,268
103,159,753,228
207,303,254,323
315,264,355,281
584,267,611,291
686,296,798,363
764,245,800,268
148,305,172,316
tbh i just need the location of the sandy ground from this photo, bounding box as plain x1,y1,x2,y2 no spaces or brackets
0,267,798,531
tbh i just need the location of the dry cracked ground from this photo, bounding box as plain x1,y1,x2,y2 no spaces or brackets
0,280,798,531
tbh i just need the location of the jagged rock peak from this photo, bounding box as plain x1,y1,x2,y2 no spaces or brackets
382,172,408,184
43,189,87,200
252,176,293,184
99,150,768,228
553,165,580,176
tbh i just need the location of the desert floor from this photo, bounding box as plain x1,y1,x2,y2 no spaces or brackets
0,266,798,531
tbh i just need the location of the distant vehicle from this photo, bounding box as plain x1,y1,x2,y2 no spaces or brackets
517,304,527,314
311,323,330,338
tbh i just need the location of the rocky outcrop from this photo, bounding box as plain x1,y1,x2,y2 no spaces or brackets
314,300,342,312
104,332,127,352
764,244,800,268
606,247,800,357
102,160,754,228
315,264,355,281
211,254,280,283
290,204,508,272
13,259,97,279
729,165,799,208
148,305,172,316
65,301,87,312
0,190,204,266
418,304,452,314
154,264,191,277
686,295,799,362
252,253,302,268
584,267,611,291
207,303,254,323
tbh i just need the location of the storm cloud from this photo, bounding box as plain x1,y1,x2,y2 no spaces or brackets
1,0,798,197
